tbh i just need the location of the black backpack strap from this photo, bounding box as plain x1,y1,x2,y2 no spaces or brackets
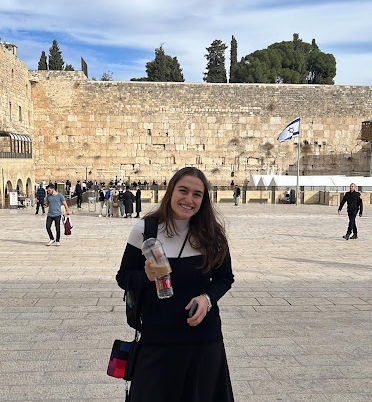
143,217,159,241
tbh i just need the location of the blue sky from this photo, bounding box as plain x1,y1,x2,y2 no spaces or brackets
1,0,371,85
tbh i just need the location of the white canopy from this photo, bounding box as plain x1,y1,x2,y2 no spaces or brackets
248,174,372,189
330,176,372,188
269,175,339,188
247,174,266,187
256,175,275,187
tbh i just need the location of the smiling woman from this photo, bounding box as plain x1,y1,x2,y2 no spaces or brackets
116,166,235,402
170,176,204,220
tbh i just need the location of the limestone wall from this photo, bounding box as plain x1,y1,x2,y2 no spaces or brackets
0,43,34,134
0,43,35,207
0,159,34,207
29,73,372,184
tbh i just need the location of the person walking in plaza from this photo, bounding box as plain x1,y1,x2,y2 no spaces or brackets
233,184,240,206
106,188,114,217
116,167,235,402
338,183,363,240
35,183,46,215
98,187,105,217
123,186,135,218
45,184,70,246
75,180,83,209
118,189,125,217
134,184,141,218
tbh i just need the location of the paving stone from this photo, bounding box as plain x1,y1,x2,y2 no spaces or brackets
0,204,371,401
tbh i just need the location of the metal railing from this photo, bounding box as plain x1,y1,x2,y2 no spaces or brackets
0,152,32,159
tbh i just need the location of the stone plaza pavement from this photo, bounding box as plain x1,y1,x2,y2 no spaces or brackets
0,202,372,402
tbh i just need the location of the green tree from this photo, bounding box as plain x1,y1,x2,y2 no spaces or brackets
229,35,238,83
145,46,184,82
38,51,48,70
169,57,184,82
204,39,228,83
306,51,336,84
130,77,149,81
230,34,336,84
146,46,168,81
48,40,64,70
100,71,113,81
64,64,74,71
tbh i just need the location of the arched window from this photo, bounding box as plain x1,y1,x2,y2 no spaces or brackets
19,106,22,122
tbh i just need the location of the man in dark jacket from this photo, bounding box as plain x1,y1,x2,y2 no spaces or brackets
35,183,46,215
233,185,240,206
134,185,141,218
123,186,135,218
338,183,363,240
75,180,83,209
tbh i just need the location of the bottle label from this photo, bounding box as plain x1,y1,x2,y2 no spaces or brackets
156,277,172,291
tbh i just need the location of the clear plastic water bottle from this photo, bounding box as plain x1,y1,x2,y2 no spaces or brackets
142,238,174,299
154,273,174,299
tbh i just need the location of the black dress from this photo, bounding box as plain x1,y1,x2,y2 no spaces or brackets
135,189,141,214
116,219,235,402
123,190,135,215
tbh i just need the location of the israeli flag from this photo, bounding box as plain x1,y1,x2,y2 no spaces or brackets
277,117,300,142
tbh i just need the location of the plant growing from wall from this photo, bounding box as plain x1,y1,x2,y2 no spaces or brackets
261,142,274,157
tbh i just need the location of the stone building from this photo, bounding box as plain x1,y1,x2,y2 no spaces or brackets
0,42,34,207
1,41,371,207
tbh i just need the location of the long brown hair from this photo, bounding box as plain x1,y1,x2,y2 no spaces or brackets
145,167,228,272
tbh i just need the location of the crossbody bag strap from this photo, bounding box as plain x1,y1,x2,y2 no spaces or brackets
177,231,189,259
143,217,159,241
132,216,159,335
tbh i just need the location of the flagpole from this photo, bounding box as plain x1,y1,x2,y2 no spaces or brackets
296,113,301,206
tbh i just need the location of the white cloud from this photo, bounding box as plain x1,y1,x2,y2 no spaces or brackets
1,0,371,84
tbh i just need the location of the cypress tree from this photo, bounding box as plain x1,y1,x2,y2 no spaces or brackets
203,39,228,83
38,51,48,70
169,57,184,82
146,46,167,81
48,40,64,70
144,46,184,82
229,35,238,82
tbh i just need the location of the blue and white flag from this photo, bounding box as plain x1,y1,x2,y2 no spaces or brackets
277,117,300,142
